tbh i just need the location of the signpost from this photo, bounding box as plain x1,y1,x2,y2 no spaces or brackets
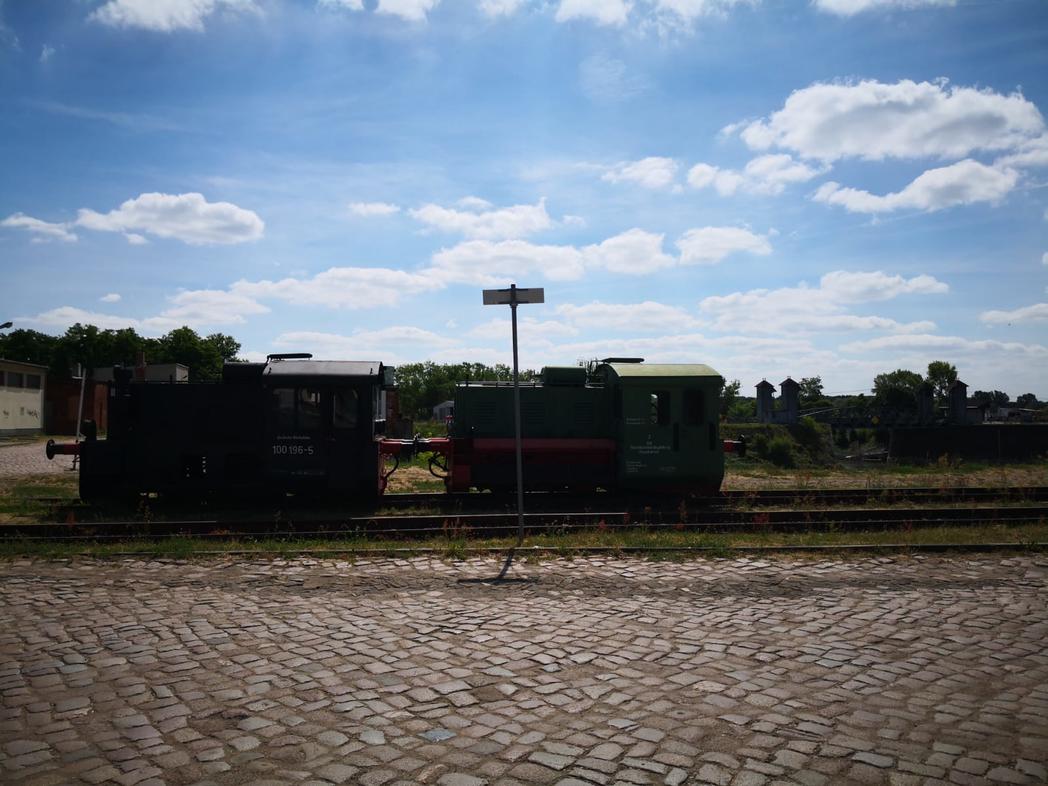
482,284,544,581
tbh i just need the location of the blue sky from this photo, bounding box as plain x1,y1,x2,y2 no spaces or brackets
1,0,1047,397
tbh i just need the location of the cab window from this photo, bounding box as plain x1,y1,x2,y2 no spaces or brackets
333,388,359,429
649,391,670,425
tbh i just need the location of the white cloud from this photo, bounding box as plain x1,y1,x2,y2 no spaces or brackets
1,212,77,243
840,333,1048,356
1043,252,1048,266
75,192,263,245
318,0,364,11
653,0,754,25
814,160,1018,214
349,201,400,217
273,327,457,365
676,226,772,264
468,317,579,341
429,238,587,286
579,54,648,102
90,0,258,32
100,293,122,303
143,289,270,331
19,307,139,331
699,270,947,334
557,301,704,331
39,44,54,63
479,0,525,16
979,303,1048,325
735,79,1044,162
602,157,679,190
995,135,1048,169
688,154,827,196
375,0,440,21
555,0,631,25
233,266,442,309
587,228,676,274
814,0,955,15
124,232,149,245
410,198,552,240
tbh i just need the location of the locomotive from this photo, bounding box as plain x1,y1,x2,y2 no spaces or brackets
48,354,733,501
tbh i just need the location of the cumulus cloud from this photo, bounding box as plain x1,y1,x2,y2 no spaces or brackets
980,303,1048,325
557,301,704,331
232,267,442,309
587,229,677,274
688,154,827,196
652,0,756,27
676,227,772,264
814,160,1018,214
429,238,587,286
19,307,140,332
699,270,947,334
840,333,1048,356
375,0,440,21
409,198,552,240
143,289,270,331
90,0,259,32
468,317,579,341
1,212,77,242
479,0,526,16
75,192,263,245
39,44,55,63
555,0,631,25
602,157,679,190
734,79,1044,162
349,201,400,216
995,135,1048,169
814,0,955,15
318,0,365,10
272,327,458,365
100,293,122,303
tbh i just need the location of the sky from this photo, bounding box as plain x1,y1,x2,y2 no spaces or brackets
1,0,1047,398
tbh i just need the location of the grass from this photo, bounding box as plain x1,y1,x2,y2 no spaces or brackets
2,522,1045,560
0,473,80,523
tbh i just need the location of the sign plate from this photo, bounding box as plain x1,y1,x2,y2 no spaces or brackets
483,287,545,305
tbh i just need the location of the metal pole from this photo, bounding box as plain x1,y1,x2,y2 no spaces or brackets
73,365,86,469
495,285,525,580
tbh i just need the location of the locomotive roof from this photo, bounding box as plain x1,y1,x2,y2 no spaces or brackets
604,362,721,379
263,360,383,378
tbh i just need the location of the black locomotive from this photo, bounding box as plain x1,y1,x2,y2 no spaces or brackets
55,355,393,501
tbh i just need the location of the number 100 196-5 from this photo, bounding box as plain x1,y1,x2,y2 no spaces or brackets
272,444,315,456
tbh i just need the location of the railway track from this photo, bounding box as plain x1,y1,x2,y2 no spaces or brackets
3,504,1046,542
18,484,1048,515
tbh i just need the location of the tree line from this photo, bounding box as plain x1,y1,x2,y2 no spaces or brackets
0,324,241,383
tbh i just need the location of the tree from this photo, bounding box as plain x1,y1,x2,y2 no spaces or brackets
1016,393,1041,409
872,369,923,412
971,390,1009,410
798,376,824,406
720,379,741,417
0,329,58,367
925,360,957,403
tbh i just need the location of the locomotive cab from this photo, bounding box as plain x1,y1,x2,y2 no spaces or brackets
261,359,389,496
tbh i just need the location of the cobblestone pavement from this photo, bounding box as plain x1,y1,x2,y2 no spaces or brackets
2,555,1047,786
0,441,70,479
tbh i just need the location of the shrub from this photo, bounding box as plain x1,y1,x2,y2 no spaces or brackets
766,436,796,468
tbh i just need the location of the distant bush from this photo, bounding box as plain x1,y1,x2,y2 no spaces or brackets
834,428,850,449
791,416,822,453
765,436,796,468
751,433,769,458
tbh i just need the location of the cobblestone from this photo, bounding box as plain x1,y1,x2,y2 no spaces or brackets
1,554,1047,784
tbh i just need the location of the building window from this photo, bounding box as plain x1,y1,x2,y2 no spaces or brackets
26,374,41,390
7,372,23,388
649,391,670,425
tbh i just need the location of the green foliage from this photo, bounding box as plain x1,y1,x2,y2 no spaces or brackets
925,360,957,403
872,368,923,412
798,376,823,406
834,428,850,449
0,323,240,382
765,436,796,468
972,389,1010,410
791,416,822,453
1016,393,1042,409
726,398,756,422
720,379,741,416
